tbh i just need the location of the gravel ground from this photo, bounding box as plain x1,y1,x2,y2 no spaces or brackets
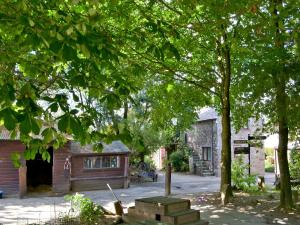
0,172,280,225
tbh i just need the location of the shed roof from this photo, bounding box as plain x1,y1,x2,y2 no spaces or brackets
70,140,130,154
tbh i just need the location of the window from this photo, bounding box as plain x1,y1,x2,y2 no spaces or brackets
84,156,120,169
202,147,212,161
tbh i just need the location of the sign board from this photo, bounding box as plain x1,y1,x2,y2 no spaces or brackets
248,135,267,140
233,139,249,148
234,140,248,144
234,147,250,154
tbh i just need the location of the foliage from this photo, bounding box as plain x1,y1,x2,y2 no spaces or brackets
232,156,258,192
0,0,147,165
265,148,274,157
65,193,104,225
289,148,300,180
234,0,300,208
170,142,191,172
265,164,275,173
144,156,157,170
265,156,275,173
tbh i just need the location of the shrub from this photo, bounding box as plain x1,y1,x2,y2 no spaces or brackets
65,193,104,225
232,155,258,192
265,159,275,172
289,148,300,180
170,146,190,172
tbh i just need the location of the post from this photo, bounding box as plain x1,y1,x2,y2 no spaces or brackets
248,134,251,175
165,147,172,196
123,156,129,188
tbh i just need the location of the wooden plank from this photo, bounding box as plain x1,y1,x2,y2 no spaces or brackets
70,176,126,181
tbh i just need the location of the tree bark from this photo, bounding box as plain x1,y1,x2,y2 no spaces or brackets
123,100,128,119
273,0,294,209
219,31,233,205
274,75,293,208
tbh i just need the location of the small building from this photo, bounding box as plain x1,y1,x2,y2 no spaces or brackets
0,129,130,198
186,107,265,177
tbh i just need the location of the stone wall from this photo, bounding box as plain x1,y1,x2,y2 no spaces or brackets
187,107,265,177
187,119,217,175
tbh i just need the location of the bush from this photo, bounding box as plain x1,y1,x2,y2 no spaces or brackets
170,145,190,172
265,159,275,172
289,148,300,180
232,155,258,192
65,193,104,225
144,156,157,170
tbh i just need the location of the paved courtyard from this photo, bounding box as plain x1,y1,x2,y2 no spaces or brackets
0,172,276,225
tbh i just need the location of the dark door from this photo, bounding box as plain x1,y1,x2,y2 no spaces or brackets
26,147,53,191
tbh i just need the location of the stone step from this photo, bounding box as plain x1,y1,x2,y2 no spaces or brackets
122,218,209,225
185,219,209,225
161,209,200,225
135,196,190,216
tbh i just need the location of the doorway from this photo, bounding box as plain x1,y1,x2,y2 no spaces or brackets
26,147,53,193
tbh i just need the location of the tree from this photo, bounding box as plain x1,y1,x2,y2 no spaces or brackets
236,0,300,208
0,0,143,162
119,0,254,204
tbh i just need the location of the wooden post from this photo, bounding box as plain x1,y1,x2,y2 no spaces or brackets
124,156,129,188
18,167,27,198
165,146,172,196
165,161,171,196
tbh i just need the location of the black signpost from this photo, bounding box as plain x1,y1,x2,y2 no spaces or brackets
234,135,266,175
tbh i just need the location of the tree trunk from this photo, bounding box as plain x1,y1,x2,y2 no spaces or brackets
123,100,128,119
274,77,293,208
165,146,173,196
273,0,294,209
219,36,233,205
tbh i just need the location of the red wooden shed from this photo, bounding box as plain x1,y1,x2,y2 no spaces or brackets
0,130,130,198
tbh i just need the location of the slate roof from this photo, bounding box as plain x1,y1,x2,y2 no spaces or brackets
70,140,130,154
196,107,218,121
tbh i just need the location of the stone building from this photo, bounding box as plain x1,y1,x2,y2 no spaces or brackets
187,107,265,177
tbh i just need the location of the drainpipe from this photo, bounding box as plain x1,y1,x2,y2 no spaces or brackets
211,120,214,174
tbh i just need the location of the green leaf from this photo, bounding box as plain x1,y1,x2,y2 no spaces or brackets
93,143,103,152
70,109,79,115
58,114,70,133
169,44,180,61
42,96,54,102
28,18,35,27
166,84,174,92
72,93,80,102
69,116,83,136
80,44,90,58
42,128,55,143
42,150,50,162
50,41,63,54
30,148,37,160
49,103,59,112
11,153,21,168
63,45,77,61
118,86,130,96
24,149,31,160
1,108,17,131
20,115,32,134
31,119,40,135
